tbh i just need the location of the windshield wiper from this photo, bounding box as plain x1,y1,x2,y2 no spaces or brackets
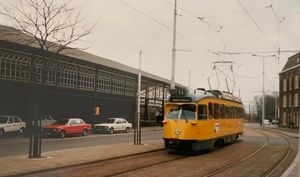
181,110,188,123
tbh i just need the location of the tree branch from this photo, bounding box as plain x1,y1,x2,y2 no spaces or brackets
0,0,96,55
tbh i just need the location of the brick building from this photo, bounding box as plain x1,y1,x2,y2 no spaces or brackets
279,53,300,128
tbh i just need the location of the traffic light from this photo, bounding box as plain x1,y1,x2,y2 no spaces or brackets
94,107,100,115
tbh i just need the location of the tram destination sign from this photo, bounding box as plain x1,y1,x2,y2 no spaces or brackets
170,97,192,102
169,89,187,96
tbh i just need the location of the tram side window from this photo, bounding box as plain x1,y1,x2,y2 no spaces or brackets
220,104,225,119
231,107,234,119
213,103,219,119
240,107,244,118
233,107,237,118
208,102,213,119
198,104,207,120
229,107,234,118
237,107,241,118
225,106,231,119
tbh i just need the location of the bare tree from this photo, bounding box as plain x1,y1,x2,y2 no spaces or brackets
254,94,276,123
0,0,97,158
0,0,96,52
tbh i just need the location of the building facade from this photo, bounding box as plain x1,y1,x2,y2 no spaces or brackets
279,53,300,128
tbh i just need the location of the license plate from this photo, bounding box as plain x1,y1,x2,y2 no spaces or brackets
44,132,51,135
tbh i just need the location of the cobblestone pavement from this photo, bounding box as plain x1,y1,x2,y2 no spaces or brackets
0,124,299,177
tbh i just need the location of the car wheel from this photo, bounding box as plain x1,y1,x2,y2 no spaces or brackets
82,129,88,136
60,130,66,138
19,127,25,134
0,129,4,136
109,128,114,134
125,127,129,133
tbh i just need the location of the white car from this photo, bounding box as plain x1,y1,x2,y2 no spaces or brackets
0,115,26,136
94,118,132,134
264,119,271,125
32,115,56,127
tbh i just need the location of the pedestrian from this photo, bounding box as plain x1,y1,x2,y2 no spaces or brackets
156,111,162,123
155,111,163,126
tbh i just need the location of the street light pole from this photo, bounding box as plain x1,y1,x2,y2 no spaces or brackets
170,0,177,89
188,71,191,88
252,54,276,130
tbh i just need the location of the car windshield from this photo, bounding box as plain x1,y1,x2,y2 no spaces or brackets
52,119,69,125
166,104,196,120
101,118,116,124
0,116,8,124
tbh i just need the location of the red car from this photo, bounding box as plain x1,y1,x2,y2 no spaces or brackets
42,118,92,138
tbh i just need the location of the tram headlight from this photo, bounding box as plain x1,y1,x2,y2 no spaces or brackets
175,129,181,135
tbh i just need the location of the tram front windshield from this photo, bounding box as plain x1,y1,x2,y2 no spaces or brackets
166,104,196,120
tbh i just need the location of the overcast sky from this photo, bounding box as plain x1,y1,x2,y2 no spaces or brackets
1,0,300,104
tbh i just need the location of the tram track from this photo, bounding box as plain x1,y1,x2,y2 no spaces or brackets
20,149,191,177
203,127,293,177
106,150,191,177
20,127,296,177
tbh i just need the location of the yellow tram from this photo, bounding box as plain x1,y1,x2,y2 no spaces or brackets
163,88,244,152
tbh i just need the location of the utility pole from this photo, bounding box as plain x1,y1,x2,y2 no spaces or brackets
252,54,276,130
249,101,251,117
274,92,277,121
188,71,191,88
135,50,143,145
170,0,177,89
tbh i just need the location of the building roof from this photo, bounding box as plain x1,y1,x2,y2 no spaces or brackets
280,53,300,74
62,48,186,87
0,25,186,88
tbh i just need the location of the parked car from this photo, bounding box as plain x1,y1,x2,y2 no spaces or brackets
94,118,132,134
0,115,26,136
32,115,56,127
41,118,92,138
264,119,271,125
272,120,278,125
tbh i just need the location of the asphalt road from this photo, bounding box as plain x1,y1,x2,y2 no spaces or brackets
0,130,163,157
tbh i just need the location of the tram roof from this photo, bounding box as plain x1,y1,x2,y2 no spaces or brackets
0,25,186,88
165,88,243,103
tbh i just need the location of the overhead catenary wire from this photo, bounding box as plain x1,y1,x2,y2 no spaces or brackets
164,0,230,63
237,0,278,52
164,0,299,67
165,0,271,20
118,0,300,59
217,50,300,55
118,0,298,95
268,3,282,74
118,0,221,58
165,0,300,29
265,74,278,92
223,11,300,28
200,6,271,19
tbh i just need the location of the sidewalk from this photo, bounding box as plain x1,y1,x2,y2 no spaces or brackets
0,124,299,177
0,126,164,177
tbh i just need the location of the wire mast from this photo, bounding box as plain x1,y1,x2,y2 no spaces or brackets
170,0,177,89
